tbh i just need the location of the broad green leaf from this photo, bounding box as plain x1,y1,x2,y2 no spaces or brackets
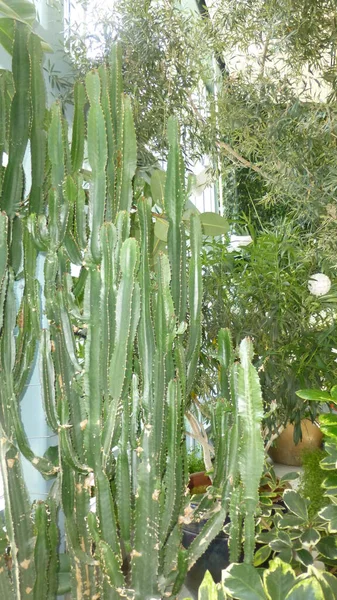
319,414,337,427
0,0,35,23
324,488,337,497
278,532,294,544
256,531,276,544
296,548,313,566
270,537,292,552
198,571,221,600
222,563,268,600
322,473,337,489
259,496,273,506
330,385,337,400
4,0,37,23
319,571,337,599
199,212,229,236
296,389,332,402
308,567,337,600
319,415,337,439
283,490,308,521
150,169,166,207
263,558,296,600
321,444,337,470
285,577,324,600
300,528,320,547
0,1,52,54
254,545,272,567
278,514,306,528
280,472,301,482
154,216,169,242
316,535,337,559
319,505,337,532
277,548,293,564
321,425,337,439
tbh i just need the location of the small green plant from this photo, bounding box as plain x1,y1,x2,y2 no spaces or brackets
184,560,337,599
299,448,330,519
187,447,206,474
256,488,337,572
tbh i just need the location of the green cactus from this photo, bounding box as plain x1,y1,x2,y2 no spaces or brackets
0,20,265,600
0,439,35,599
28,33,47,216
0,23,31,218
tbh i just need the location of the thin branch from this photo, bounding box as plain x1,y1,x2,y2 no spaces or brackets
217,140,270,180
188,91,271,183
259,32,272,79
264,423,285,453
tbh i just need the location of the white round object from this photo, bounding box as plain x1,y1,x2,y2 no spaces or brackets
308,273,331,296
228,235,253,252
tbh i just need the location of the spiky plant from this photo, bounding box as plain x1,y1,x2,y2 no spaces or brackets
0,18,265,600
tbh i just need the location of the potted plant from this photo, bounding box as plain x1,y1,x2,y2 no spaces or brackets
187,447,212,495
200,226,334,455
268,419,323,466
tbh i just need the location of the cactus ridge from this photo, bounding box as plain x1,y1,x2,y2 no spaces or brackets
1,23,31,217
28,33,47,216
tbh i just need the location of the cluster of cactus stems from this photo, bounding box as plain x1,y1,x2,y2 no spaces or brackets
0,21,265,600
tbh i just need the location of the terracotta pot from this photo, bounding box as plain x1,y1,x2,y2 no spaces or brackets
188,471,212,493
269,419,323,466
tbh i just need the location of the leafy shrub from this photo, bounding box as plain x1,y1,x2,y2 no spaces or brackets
187,448,205,474
299,448,331,519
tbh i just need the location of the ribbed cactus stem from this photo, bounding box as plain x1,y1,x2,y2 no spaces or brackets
0,23,30,217
86,70,108,263
28,33,47,216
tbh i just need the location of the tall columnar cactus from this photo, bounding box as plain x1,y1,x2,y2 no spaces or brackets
0,19,265,600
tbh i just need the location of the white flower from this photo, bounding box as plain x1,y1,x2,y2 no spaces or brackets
308,273,331,296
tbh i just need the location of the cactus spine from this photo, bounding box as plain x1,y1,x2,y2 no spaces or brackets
0,17,265,599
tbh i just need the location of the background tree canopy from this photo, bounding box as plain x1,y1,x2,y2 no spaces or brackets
60,1,337,237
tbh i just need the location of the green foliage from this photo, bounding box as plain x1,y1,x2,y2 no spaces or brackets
187,558,337,600
222,558,337,600
187,448,205,475
255,485,337,572
299,449,332,519
63,0,215,167
199,222,336,440
256,463,299,558
59,0,337,251
296,386,337,537
0,0,51,54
